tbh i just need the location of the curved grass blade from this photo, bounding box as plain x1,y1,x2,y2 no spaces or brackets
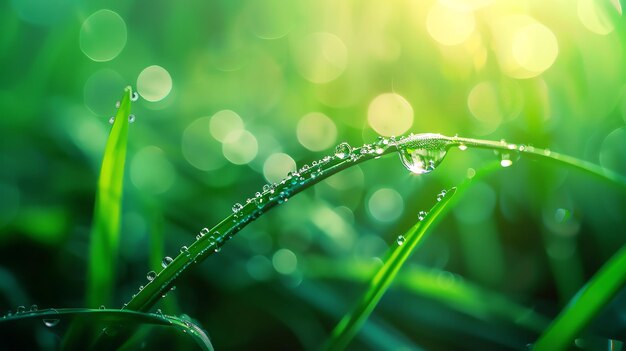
0,308,213,351
325,187,457,351
87,86,133,308
533,245,626,351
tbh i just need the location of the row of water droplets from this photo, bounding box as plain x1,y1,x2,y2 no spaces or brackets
2,305,61,328
109,91,139,124
453,135,548,168
395,189,448,246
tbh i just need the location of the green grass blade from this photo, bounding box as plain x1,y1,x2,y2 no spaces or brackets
325,187,457,351
0,308,213,351
87,87,133,308
533,245,626,350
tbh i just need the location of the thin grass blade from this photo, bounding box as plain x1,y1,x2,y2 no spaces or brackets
87,86,132,307
533,245,626,351
325,187,457,351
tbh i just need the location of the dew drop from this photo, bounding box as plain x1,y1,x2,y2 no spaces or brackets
162,256,174,268
99,305,106,310
115,101,121,108
436,190,447,202
262,184,271,193
458,143,468,151
418,211,427,221
543,148,551,156
131,91,139,102
128,114,136,123
214,247,221,253
399,147,447,175
180,246,188,254
396,235,406,246
500,153,513,167
30,304,38,312
232,203,243,214
156,309,163,316
200,227,209,236
334,142,352,159
16,306,25,314
518,145,526,151
146,271,157,281
109,116,115,124
42,309,60,328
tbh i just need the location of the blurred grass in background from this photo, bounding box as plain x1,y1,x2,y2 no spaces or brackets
1,0,626,349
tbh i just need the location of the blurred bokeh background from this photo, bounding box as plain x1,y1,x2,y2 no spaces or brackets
1,0,626,349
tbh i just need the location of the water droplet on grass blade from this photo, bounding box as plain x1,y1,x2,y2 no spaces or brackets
232,203,243,213
437,190,447,202
418,211,427,221
162,256,173,268
399,147,447,174
458,143,467,151
115,101,120,108
335,142,352,159
396,235,406,246
128,114,136,123
131,91,139,102
109,116,115,124
30,305,38,312
42,309,60,328
500,153,513,167
146,271,157,281
16,306,25,314
99,305,105,309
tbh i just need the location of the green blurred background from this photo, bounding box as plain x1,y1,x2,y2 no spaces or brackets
1,0,626,349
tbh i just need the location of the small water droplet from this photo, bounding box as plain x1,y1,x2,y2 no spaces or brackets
458,143,468,151
156,309,163,316
418,211,427,221
170,285,176,291
99,305,106,310
518,145,525,151
500,153,513,167
300,164,310,173
180,246,188,254
214,246,221,253
262,184,271,193
128,114,136,123
162,256,174,268
396,235,406,246
543,148,551,156
146,271,157,281
109,116,115,124
436,190,447,202
335,142,352,159
232,203,243,214
131,91,139,102
30,305,38,312
115,101,121,108
16,306,25,314
139,285,144,291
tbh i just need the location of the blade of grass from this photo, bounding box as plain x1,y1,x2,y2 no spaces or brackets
0,308,212,351
86,86,132,308
533,245,626,351
325,187,457,351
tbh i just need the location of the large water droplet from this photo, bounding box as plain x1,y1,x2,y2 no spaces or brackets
399,147,447,174
396,235,406,246
146,271,157,281
335,142,352,159
162,256,173,268
458,143,468,151
42,309,60,328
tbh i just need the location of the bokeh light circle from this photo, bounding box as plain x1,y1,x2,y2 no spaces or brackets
296,112,338,151
426,2,475,46
131,146,176,194
367,188,404,223
367,93,414,137
79,10,127,62
293,32,348,84
263,153,297,184
578,0,615,35
222,130,258,165
137,65,173,102
272,248,298,274
512,23,558,74
182,117,227,171
210,110,244,142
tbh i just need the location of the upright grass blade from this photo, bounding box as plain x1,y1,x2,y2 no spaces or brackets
0,308,213,351
325,187,457,351
87,87,133,308
533,245,626,351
